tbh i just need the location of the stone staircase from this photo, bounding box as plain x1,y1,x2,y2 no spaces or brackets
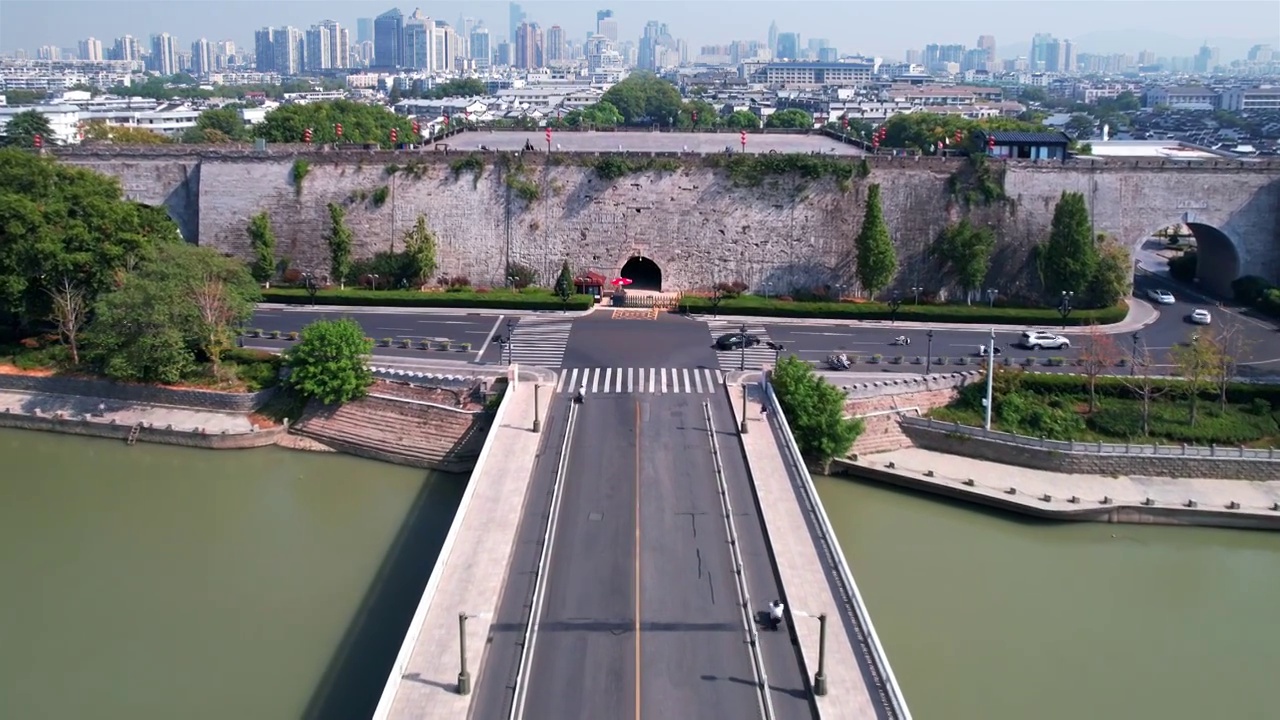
292,396,488,473
850,395,917,456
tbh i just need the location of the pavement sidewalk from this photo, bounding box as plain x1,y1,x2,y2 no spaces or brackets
257,302,602,318
728,381,884,719
384,382,547,720
0,389,254,432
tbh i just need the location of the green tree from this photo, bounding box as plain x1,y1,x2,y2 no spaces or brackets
554,259,574,301
722,110,761,130
2,89,47,105
402,215,438,286
0,110,54,147
254,99,416,147
561,101,624,128
854,184,897,299
247,211,277,284
880,112,1048,153
1170,331,1220,426
932,219,996,304
1038,191,1098,302
1087,238,1131,307
285,318,374,405
770,355,863,469
194,107,247,140
423,78,487,99
600,73,683,125
764,108,813,129
679,99,719,129
82,122,172,144
1064,113,1096,140
325,203,354,286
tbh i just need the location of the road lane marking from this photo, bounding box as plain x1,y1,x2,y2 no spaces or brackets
627,367,634,393
479,315,503,359
591,369,600,393
604,368,613,392
715,369,724,383
682,368,691,393
634,398,642,720
648,368,656,394
693,369,704,393
556,371,568,393
615,368,623,393
660,369,668,393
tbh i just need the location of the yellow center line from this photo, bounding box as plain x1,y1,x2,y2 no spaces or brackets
634,398,642,720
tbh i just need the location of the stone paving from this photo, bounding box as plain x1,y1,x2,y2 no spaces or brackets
728,381,886,719
383,382,546,720
0,390,254,433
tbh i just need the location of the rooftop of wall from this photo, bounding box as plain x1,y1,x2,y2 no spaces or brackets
47,144,1280,172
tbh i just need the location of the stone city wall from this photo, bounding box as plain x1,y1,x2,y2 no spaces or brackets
54,145,1280,296
901,422,1279,481
0,374,275,413
0,409,284,449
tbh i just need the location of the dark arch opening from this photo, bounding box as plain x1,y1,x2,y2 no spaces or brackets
620,256,662,292
1187,223,1241,297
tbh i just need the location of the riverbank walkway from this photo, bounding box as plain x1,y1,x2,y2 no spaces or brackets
378,380,547,720
729,379,903,719
0,389,253,433
847,448,1280,526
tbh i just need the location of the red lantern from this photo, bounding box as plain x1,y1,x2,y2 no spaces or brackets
954,130,963,144
987,134,996,149
740,130,747,145
545,127,552,144
32,133,43,148
411,121,420,135
303,128,313,143
443,114,450,126
872,139,879,149
842,116,849,129
390,128,398,143
691,111,698,123
334,123,343,137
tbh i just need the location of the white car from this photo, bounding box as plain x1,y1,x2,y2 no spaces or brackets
1190,309,1212,325
1147,289,1176,305
1020,330,1072,350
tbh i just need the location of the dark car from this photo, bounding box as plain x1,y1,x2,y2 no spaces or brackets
715,332,761,350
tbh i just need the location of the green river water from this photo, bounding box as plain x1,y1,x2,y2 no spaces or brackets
1,428,1277,720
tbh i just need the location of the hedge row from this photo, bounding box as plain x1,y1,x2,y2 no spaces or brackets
681,296,1128,325
261,287,595,311
1231,275,1280,319
1013,372,1280,407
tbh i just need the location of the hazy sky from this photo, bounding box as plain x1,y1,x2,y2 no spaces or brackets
3,1,1278,61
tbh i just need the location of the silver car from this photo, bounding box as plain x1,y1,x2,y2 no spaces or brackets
1147,289,1175,305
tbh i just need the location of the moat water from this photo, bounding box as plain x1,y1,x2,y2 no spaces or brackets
2,428,1276,720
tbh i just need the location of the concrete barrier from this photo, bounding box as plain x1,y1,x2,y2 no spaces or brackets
0,409,283,449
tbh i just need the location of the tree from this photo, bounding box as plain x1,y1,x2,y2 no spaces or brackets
1078,324,1121,412
254,100,416,147
82,122,173,144
880,112,1049,153
561,101,624,128
770,355,863,469
932,219,995,304
422,78,487,99
678,99,718,129
1203,318,1250,412
0,110,53,147
1170,331,1220,426
190,260,259,380
722,110,761,130
1064,114,1096,140
247,211,277,284
600,73,683,125
554,260,574,301
193,107,247,140
325,203,353,286
285,318,374,405
1087,238,1131,307
1118,343,1171,437
402,215,438,287
46,277,87,365
854,183,897,299
765,108,813,129
1039,191,1098,301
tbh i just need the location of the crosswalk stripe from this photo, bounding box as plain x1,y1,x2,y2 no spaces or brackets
649,368,656,394
557,368,728,395
591,369,600,393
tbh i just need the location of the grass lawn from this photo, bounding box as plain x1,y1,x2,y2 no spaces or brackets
261,286,594,311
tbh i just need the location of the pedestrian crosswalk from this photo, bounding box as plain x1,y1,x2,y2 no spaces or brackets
504,319,573,367
556,367,726,395
705,319,778,371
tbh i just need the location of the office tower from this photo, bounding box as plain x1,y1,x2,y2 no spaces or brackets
818,47,837,62
768,20,778,56
1043,37,1074,73
776,32,799,61
112,35,140,61
272,26,303,75
78,37,103,61
150,33,178,74
545,25,565,62
514,21,542,69
1247,44,1273,62
404,9,433,70
458,16,476,56
1138,49,1157,66
374,8,405,68
470,25,491,70
596,9,618,43
509,2,526,43
432,20,460,72
495,41,512,67
318,21,348,68
190,38,212,75
1030,32,1054,71
357,18,374,44
977,34,996,64
254,29,274,71
1195,43,1219,73
305,26,331,70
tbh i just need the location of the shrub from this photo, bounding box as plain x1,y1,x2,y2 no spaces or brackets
1168,250,1197,282
285,318,374,405
771,355,863,467
371,185,390,207
679,294,1127,326
282,268,303,285
449,153,485,182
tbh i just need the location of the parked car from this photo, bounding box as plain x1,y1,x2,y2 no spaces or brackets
1190,309,1212,325
1147,289,1176,305
715,332,761,350
1020,330,1072,350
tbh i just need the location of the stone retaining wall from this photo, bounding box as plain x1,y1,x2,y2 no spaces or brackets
0,409,283,449
0,374,274,413
901,423,1279,481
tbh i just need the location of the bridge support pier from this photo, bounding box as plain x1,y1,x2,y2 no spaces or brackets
457,612,472,695
813,613,828,697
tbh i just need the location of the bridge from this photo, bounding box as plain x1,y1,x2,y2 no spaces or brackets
369,313,910,719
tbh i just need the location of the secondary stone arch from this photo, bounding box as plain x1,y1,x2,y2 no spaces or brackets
1132,218,1243,297
619,255,663,292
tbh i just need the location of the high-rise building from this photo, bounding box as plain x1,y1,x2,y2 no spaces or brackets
356,18,374,44
190,38,213,75
495,40,512,67
1247,44,1273,63
403,9,433,70
768,21,778,57
305,26,331,71
509,2,527,43
776,32,800,61
513,21,542,69
374,7,405,68
470,25,491,70
254,28,275,71
459,16,477,56
273,26,303,75
112,35,140,62
78,37,103,61
596,10,618,43
322,21,349,68
1195,43,1220,73
37,45,60,60
150,33,178,74
432,20,460,72
1044,37,1075,73
977,34,996,65
1030,33,1055,71
545,25,565,63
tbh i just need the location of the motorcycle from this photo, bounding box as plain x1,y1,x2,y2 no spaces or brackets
977,345,1003,358
825,354,852,370
573,389,584,404
891,335,911,346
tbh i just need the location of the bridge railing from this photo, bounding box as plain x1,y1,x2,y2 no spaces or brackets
763,374,913,720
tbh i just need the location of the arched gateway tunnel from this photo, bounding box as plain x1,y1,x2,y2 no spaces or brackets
1184,222,1243,296
620,255,662,292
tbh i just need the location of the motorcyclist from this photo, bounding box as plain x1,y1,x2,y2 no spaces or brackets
574,386,585,403
838,353,850,368
768,600,785,630
894,335,910,346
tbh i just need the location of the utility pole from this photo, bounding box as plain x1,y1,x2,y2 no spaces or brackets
983,327,995,431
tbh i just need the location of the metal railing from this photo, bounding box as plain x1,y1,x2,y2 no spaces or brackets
905,416,1279,460
704,401,774,720
508,400,579,720
763,378,912,720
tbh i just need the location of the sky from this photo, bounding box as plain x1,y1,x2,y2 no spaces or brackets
2,0,1278,62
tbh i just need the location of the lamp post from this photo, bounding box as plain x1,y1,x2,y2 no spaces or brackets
303,272,318,306
505,318,515,365
767,341,785,364
370,273,380,291
739,322,748,372
457,612,472,695
1058,291,1074,329
888,292,903,325
986,287,998,308
834,283,846,302
740,384,749,434
983,328,996,431
909,286,923,305
925,329,934,375
508,274,519,290
1130,331,1140,376
793,610,829,697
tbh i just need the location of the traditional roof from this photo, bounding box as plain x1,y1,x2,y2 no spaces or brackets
984,130,1072,145
574,271,607,284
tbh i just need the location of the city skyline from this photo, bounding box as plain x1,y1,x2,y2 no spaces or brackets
3,1,1278,62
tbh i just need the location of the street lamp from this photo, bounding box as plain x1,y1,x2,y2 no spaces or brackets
925,329,934,375
507,274,519,290
834,283,846,302
505,318,515,364
983,327,996,431
793,610,829,697
766,341,785,364
986,288,998,308
888,292,903,325
302,272,318,306
1130,331,1140,376
369,274,380,291
739,322,748,372
909,286,923,305
1058,291,1074,329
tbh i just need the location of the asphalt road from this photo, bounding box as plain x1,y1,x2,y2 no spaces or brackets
247,308,503,361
